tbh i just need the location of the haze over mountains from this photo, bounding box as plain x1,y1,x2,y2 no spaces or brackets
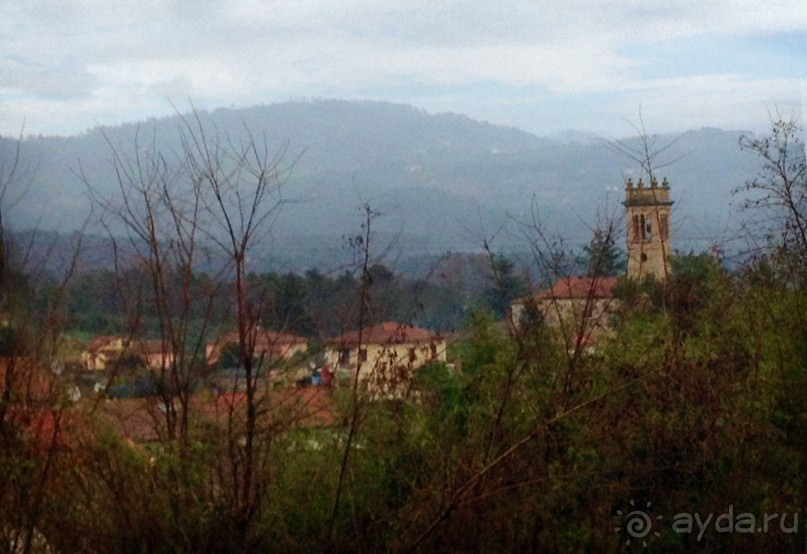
1,100,765,273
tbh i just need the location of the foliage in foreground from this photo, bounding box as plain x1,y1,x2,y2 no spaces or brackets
1,254,807,552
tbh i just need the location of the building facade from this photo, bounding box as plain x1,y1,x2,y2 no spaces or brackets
511,276,619,348
325,322,446,397
623,177,673,281
206,328,308,368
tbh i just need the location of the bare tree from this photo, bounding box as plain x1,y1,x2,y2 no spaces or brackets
604,113,686,282
86,124,212,447
326,201,376,547
87,106,295,546
735,116,807,273
177,108,294,541
604,112,690,185
0,126,91,554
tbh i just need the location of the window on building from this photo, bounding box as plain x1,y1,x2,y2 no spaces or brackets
408,347,416,363
359,348,368,363
660,214,669,240
339,349,350,366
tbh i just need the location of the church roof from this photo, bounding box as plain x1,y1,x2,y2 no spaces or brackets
327,322,441,347
519,276,619,303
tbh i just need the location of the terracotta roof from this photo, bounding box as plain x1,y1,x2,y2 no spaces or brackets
530,276,619,301
101,398,162,442
136,340,171,355
209,329,307,349
263,387,336,428
102,386,337,443
206,328,308,365
328,322,441,347
86,335,126,354
202,387,336,428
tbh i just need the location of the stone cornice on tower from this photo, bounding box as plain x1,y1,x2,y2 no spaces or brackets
622,177,674,207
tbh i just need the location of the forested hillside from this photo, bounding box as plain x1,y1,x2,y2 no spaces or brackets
1,100,764,272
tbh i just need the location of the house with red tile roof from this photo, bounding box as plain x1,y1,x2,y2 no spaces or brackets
511,276,620,349
135,340,177,371
81,336,129,371
82,336,179,372
206,328,308,368
325,322,446,397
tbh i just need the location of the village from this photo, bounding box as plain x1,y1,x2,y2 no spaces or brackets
72,321,449,443
4,176,674,448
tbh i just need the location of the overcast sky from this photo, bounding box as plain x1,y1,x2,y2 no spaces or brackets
1,0,805,138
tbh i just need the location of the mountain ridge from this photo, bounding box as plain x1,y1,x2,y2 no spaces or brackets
0,99,766,272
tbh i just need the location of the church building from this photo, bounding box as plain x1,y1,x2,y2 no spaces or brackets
510,177,674,338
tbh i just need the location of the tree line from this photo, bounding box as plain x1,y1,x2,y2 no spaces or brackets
58,264,472,341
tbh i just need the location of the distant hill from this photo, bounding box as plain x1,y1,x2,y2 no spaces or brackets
0,100,767,273
542,129,602,145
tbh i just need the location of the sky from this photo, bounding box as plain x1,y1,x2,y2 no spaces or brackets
1,0,805,138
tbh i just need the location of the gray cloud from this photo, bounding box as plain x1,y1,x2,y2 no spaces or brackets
0,0,805,136
1,61,96,99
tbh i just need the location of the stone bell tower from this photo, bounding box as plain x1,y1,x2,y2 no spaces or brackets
623,176,673,281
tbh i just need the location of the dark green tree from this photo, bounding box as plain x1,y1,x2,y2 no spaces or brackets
582,228,625,277
482,254,526,317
